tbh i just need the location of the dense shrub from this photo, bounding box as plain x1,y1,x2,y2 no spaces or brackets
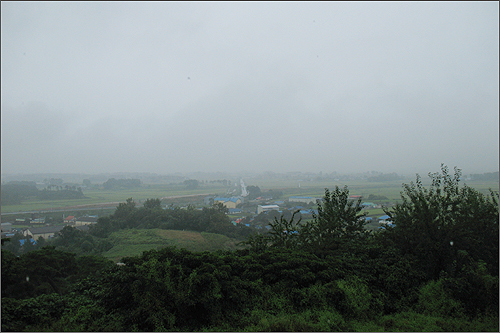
417,279,465,317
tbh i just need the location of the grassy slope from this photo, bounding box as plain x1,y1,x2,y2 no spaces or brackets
102,229,240,262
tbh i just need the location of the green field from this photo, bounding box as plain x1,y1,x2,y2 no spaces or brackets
2,177,497,215
0,183,229,214
249,177,498,202
102,229,240,262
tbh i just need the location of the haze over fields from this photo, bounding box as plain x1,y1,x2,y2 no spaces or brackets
1,2,498,177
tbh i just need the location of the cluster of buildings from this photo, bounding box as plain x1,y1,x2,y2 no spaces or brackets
2,192,395,244
207,194,393,231
1,215,99,241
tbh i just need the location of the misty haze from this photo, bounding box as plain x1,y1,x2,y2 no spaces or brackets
1,2,499,332
1,2,498,177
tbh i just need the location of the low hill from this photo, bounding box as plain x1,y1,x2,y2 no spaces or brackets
102,228,240,262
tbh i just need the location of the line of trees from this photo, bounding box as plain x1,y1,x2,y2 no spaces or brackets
102,178,141,190
0,181,85,204
0,181,39,205
367,172,403,182
469,171,499,181
88,198,255,240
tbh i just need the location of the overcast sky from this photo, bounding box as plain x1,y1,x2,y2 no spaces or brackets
1,2,498,176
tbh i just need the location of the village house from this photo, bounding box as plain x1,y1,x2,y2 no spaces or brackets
214,197,242,209
288,196,319,204
64,215,76,223
257,204,280,214
31,217,46,224
378,215,392,225
75,216,98,226
24,225,64,240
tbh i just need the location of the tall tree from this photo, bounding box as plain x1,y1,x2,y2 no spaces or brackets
300,186,367,252
383,165,499,279
183,179,199,190
143,198,162,210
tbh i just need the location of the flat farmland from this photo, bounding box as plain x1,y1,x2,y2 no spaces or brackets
0,183,229,214
246,178,399,200
247,177,498,202
2,177,497,215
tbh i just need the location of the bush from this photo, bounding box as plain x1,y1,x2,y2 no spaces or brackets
336,275,377,320
377,311,499,332
416,279,464,317
245,309,350,332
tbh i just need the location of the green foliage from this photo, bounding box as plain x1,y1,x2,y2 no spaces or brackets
246,186,370,254
89,216,114,238
357,238,427,314
2,241,498,332
49,225,112,255
1,233,43,256
417,278,465,317
2,246,77,299
336,275,379,320
73,255,115,280
114,197,136,220
384,164,499,279
1,181,38,205
142,198,161,209
244,308,351,332
183,179,199,189
240,233,269,252
470,171,499,181
1,293,67,331
372,311,499,332
37,188,84,200
440,257,499,317
90,197,250,240
367,172,403,182
102,178,141,190
247,185,262,199
267,210,302,249
1,166,498,331
300,186,368,252
49,296,112,332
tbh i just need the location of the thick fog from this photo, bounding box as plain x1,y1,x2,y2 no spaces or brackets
1,2,498,176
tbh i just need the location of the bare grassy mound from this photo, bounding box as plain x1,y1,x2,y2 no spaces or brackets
102,228,239,262
155,229,205,242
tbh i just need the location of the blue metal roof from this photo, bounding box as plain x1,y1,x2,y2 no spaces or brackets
299,209,317,214
19,239,37,246
215,197,240,203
